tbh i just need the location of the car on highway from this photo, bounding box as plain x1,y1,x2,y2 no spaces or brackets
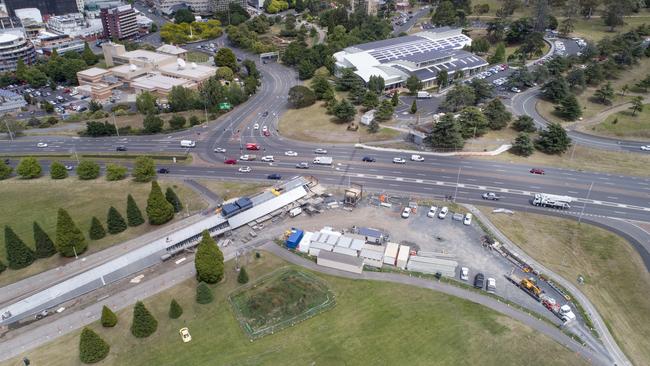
362,156,376,162
65,165,73,171
284,151,298,156
460,267,469,281
641,145,650,151
410,154,424,162
474,273,485,289
392,157,406,164
224,159,237,165
238,166,251,173
253,123,259,130
427,206,438,218
261,155,274,162
36,142,48,148
263,111,269,117
263,130,271,136
295,162,309,169
482,192,500,200
115,146,127,151
262,125,268,132
401,207,411,218
438,206,449,219
179,327,192,343
314,148,327,154
239,154,255,161
157,168,170,174
463,213,473,226
213,147,226,153
530,168,545,175
267,173,282,180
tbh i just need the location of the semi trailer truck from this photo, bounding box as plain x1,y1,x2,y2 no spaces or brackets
531,193,574,209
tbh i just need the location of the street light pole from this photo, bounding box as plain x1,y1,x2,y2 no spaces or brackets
3,117,13,141
453,166,462,202
113,112,119,137
578,181,594,225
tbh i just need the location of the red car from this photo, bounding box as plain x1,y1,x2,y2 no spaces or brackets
224,159,237,165
530,168,545,175
263,130,270,136
246,143,260,150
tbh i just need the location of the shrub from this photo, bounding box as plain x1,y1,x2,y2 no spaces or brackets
76,160,100,180
196,282,214,304
100,305,117,327
16,157,41,179
50,161,68,179
130,301,158,338
79,327,110,364
132,156,156,182
0,160,12,180
237,266,249,284
105,164,127,181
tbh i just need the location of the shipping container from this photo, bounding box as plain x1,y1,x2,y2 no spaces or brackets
286,229,304,249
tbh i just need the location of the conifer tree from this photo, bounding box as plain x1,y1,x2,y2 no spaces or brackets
130,301,158,338
4,225,35,269
195,230,224,284
196,282,214,304
146,181,174,225
168,299,183,319
106,206,127,234
165,187,183,213
33,221,56,258
237,266,249,284
126,194,144,227
55,208,87,257
79,327,110,364
101,305,117,327
0,260,6,274
89,217,106,240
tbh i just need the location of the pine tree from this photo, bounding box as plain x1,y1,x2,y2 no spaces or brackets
511,132,535,157
165,187,183,213
168,299,183,319
33,221,56,258
126,194,145,227
55,208,87,257
101,305,118,327
146,181,174,225
106,207,127,234
130,301,158,338
410,100,417,114
89,217,106,240
4,226,35,270
196,282,214,304
195,230,224,284
391,91,399,106
79,327,110,364
237,266,249,284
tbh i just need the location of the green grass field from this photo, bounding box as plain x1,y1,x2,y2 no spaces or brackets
481,209,650,366
570,13,650,42
591,104,650,139
195,181,270,201
0,179,207,286
0,253,589,366
229,268,335,338
186,51,210,63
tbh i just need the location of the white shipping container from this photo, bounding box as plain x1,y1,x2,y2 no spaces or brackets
383,242,399,265
397,245,410,269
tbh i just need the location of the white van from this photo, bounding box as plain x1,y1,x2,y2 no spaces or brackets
289,207,302,217
180,140,196,148
463,213,473,225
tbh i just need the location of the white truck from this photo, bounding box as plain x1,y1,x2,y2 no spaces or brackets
541,294,576,323
312,156,333,165
417,91,432,99
531,193,573,209
180,140,196,148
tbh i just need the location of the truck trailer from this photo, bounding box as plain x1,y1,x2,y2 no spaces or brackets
312,156,333,165
531,193,574,209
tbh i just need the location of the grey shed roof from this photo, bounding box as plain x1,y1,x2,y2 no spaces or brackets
318,250,364,266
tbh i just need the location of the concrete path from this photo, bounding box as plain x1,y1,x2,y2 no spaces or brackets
183,179,223,206
468,206,631,366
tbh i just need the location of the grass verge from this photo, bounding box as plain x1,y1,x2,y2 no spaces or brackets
590,104,650,140
480,209,650,366
0,178,207,287
0,252,589,366
195,180,269,201
570,14,650,42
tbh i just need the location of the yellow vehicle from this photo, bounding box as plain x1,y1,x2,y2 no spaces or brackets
521,278,542,296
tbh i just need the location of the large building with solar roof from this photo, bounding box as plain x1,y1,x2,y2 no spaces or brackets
333,27,488,90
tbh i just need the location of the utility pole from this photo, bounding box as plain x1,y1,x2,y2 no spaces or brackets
578,181,594,225
113,112,119,137
453,166,462,202
3,116,13,141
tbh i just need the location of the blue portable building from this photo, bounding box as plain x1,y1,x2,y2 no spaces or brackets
286,229,304,249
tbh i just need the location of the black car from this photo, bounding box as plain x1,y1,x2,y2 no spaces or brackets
474,273,485,289
262,111,269,117
362,156,376,162
3,158,9,165
267,173,282,180
116,146,127,151
158,168,170,174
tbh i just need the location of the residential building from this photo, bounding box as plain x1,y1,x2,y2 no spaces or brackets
47,13,86,36
39,35,85,55
13,8,42,24
333,27,488,90
0,89,27,113
3,0,79,16
0,31,36,72
100,4,137,40
211,0,246,12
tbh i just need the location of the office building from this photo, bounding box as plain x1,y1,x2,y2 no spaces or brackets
100,4,137,40
334,27,488,90
0,31,36,72
47,13,86,36
2,0,79,16
211,0,246,12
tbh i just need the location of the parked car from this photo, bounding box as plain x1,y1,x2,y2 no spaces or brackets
238,166,251,173
179,327,192,343
463,213,473,225
224,159,237,165
427,206,438,218
253,123,259,130
261,155,274,162
314,148,328,154
392,157,406,164
295,162,309,169
284,151,298,156
213,147,226,153
460,267,469,281
401,207,411,218
262,125,268,132
263,130,271,136
530,168,545,175
267,173,282,180
486,277,496,293
362,156,376,162
157,168,169,174
474,273,485,289
438,206,449,219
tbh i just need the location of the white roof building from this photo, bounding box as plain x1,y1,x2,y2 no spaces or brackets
334,27,488,89
14,8,42,24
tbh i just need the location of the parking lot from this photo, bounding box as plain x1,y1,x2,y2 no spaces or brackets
4,84,90,119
